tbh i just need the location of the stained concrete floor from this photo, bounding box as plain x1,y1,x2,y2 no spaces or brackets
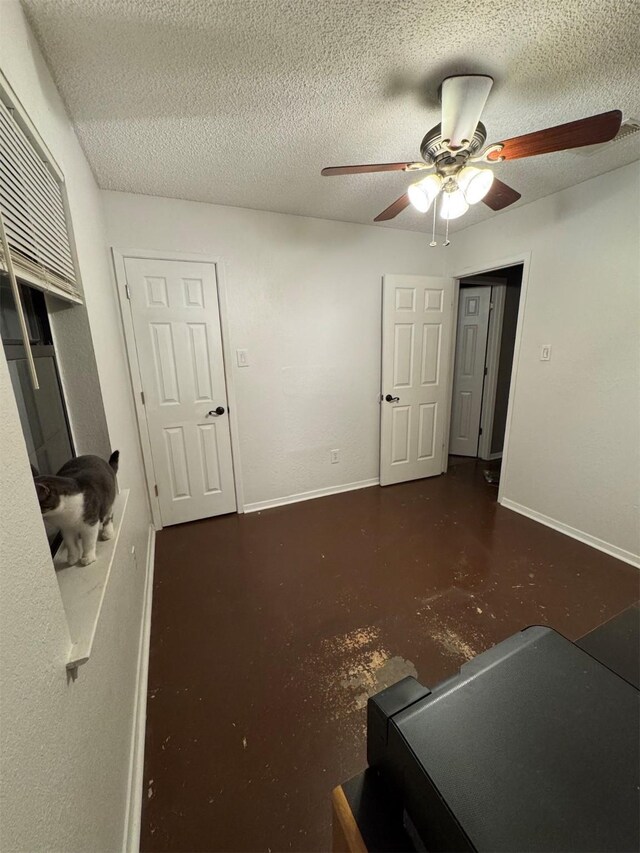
141,458,639,852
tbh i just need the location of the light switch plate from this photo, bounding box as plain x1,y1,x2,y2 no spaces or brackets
236,348,249,367
540,345,552,361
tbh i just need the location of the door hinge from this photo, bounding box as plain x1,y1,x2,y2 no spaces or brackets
140,390,145,406
125,284,131,300
154,484,159,497
484,366,488,376
489,302,494,311
479,427,483,435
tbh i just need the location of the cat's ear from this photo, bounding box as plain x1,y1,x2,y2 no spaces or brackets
35,482,50,501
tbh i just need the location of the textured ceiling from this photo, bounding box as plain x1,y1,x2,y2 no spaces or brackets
21,0,640,233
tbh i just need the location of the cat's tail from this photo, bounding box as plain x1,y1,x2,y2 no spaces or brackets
108,450,120,473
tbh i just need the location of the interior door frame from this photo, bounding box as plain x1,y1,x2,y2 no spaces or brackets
112,248,244,529
446,252,531,504
473,277,507,461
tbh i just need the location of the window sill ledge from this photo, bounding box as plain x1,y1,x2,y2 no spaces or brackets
54,489,129,672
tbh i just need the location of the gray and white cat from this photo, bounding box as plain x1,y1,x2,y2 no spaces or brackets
35,451,119,566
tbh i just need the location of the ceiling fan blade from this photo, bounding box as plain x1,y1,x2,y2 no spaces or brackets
482,178,521,211
440,75,493,150
488,110,622,161
321,162,426,176
374,193,411,221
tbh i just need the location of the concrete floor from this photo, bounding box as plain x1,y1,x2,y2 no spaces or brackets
141,458,639,852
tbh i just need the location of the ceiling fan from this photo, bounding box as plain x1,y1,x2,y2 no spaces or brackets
321,75,621,243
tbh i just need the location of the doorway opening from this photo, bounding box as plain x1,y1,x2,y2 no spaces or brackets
448,264,523,491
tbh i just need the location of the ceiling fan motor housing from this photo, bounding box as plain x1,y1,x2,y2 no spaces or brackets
420,121,488,176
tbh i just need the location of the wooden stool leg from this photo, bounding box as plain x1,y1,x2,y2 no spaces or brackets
331,785,367,853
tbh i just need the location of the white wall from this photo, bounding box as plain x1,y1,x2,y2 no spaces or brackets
103,163,639,562
101,193,447,507
0,2,152,851
450,161,640,563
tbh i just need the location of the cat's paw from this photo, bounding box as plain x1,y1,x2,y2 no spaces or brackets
66,549,80,566
79,553,96,566
99,524,114,541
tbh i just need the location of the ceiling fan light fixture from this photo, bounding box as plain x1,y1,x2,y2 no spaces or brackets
458,166,494,204
440,188,469,220
408,174,442,213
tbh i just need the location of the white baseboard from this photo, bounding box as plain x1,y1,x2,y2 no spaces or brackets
122,524,156,853
244,478,380,514
500,498,640,568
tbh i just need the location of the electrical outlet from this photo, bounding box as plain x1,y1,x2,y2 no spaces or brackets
236,348,249,367
330,449,340,464
540,345,552,361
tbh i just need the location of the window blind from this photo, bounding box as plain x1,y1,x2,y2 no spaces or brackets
0,98,81,303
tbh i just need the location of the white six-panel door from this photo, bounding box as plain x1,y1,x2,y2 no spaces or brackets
380,274,454,486
124,257,236,525
449,286,491,457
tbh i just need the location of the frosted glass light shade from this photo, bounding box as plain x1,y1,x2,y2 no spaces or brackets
458,166,494,204
440,189,469,220
408,174,442,213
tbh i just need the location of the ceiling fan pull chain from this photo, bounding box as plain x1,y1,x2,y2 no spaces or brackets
430,194,438,247
443,213,450,247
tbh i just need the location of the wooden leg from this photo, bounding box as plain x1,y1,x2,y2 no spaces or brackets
332,785,367,853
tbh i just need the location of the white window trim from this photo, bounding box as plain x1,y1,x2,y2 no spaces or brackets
54,489,130,673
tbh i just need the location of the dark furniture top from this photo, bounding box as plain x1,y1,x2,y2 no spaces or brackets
342,605,640,853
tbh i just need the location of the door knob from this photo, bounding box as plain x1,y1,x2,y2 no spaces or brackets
208,406,225,416
385,394,400,403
